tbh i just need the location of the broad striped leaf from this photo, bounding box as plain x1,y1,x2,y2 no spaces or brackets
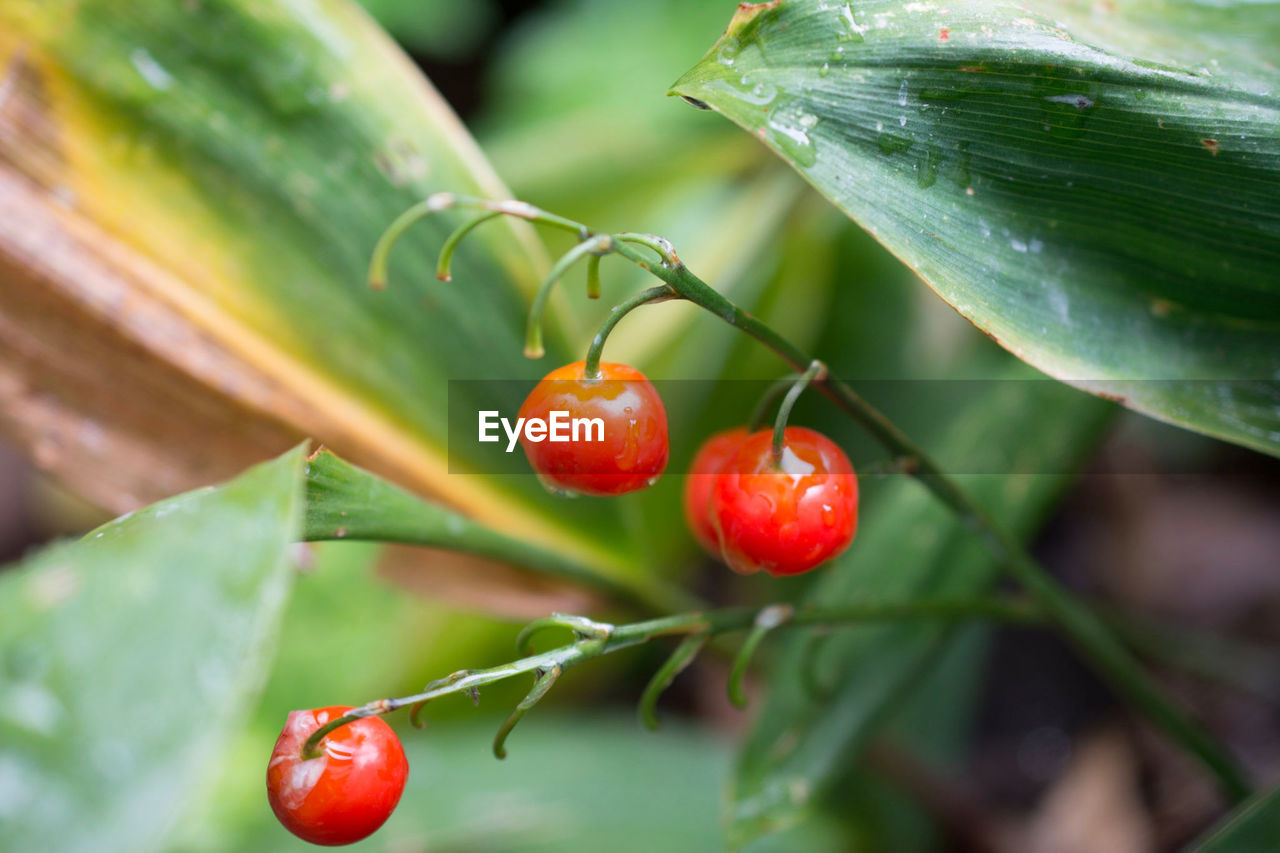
672,0,1280,456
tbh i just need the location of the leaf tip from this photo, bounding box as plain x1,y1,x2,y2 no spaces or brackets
723,1,782,41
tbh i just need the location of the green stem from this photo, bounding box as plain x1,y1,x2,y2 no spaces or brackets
493,665,561,759
583,285,676,378
771,360,826,466
436,211,501,282
586,254,602,299
525,234,614,359
367,196,448,289
300,596,1038,757
368,196,1248,800
609,246,1248,801
728,604,793,709
615,232,678,264
369,193,587,291
999,542,1249,799
639,632,709,730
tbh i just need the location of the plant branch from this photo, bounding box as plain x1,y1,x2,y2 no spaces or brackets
610,243,1250,801
771,360,826,465
525,234,614,359
367,196,1250,800
300,597,1040,757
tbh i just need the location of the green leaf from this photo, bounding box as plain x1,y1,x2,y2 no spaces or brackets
0,0,630,573
672,0,1280,457
728,368,1112,844
303,449,698,613
0,446,305,852
1189,784,1280,853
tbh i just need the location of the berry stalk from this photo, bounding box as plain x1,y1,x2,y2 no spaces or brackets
300,597,1043,758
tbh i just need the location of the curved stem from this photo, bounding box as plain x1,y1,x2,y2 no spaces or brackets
515,613,614,656
436,211,501,281
407,669,473,729
583,285,676,378
639,632,709,731
493,665,561,759
606,243,1250,801
586,254,602,299
771,361,826,466
728,604,793,709
367,196,452,289
370,193,593,291
615,232,679,265
470,198,589,235
525,235,614,359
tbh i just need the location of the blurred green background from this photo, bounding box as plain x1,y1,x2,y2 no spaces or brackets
1,1,1278,851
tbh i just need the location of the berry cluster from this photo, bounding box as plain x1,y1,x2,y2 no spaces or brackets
268,197,862,847
519,359,859,576
266,365,859,846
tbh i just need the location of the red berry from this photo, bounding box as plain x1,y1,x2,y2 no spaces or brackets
266,706,408,846
709,427,858,576
683,426,749,554
518,360,668,496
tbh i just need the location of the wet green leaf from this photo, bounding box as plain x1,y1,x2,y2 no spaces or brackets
303,449,698,613
673,0,1280,456
0,447,305,852
1189,783,1280,853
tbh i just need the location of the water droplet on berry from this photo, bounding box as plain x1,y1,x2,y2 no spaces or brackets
535,474,580,498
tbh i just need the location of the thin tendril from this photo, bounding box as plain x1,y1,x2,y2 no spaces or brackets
367,193,456,289
727,604,792,708
525,235,614,359
436,211,501,281
493,665,561,759
638,632,708,731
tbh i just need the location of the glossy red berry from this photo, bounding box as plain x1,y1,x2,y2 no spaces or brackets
683,426,749,554
266,706,408,847
709,427,858,576
518,360,668,496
